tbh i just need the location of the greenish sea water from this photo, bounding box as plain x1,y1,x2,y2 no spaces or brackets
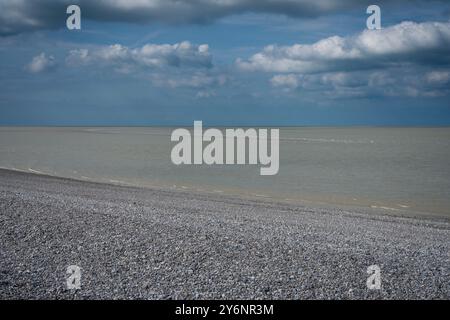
1,127,449,217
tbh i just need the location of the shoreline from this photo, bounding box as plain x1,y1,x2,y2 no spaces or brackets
1,166,447,221
0,168,449,299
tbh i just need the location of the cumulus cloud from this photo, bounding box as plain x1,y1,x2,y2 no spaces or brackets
63,41,224,96
270,74,299,89
26,52,56,73
237,21,450,73
0,0,444,36
271,72,371,91
241,20,450,98
66,41,212,70
269,68,450,98
426,70,450,84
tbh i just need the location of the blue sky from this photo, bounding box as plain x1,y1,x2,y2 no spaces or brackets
0,0,450,126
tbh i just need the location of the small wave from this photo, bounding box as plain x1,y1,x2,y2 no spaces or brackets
253,194,269,198
28,168,46,175
371,205,400,211
108,179,129,184
0,166,29,173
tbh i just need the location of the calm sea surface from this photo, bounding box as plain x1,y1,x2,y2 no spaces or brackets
1,127,449,217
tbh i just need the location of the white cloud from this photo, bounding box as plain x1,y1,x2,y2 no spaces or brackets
270,74,299,89
64,42,224,95
26,52,56,73
426,71,450,84
66,41,212,69
237,21,450,73
269,68,450,98
240,20,450,98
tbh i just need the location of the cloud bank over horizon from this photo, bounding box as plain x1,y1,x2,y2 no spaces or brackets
26,20,448,98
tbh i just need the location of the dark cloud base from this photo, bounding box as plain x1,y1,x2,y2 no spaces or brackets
1,0,446,36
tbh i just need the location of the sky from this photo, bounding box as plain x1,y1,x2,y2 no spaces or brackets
0,0,450,126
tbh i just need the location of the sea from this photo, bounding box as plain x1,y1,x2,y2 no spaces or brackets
1,127,449,217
